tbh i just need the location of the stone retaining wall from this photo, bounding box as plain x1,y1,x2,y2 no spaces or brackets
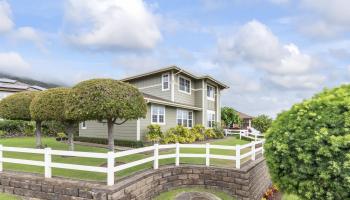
0,157,271,200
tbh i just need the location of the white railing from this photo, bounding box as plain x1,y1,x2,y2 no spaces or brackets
0,141,264,186
224,129,264,141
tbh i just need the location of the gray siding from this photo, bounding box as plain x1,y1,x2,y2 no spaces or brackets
79,120,137,141
174,74,196,106
128,73,172,101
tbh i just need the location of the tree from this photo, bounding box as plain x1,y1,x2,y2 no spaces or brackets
251,114,273,133
0,91,43,147
264,84,350,200
221,107,241,128
65,79,147,151
30,88,77,151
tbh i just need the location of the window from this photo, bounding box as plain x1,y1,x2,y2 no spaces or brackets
81,121,87,129
207,111,216,128
151,105,165,124
207,85,215,100
179,76,191,94
162,73,170,91
177,109,193,128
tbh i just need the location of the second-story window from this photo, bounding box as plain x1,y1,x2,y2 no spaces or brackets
179,76,191,94
207,85,215,100
162,73,170,91
176,109,193,128
151,105,165,124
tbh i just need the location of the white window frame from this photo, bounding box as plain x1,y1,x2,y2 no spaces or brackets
207,84,215,101
162,73,170,91
178,75,191,95
207,110,216,128
151,105,166,125
176,109,194,128
81,121,87,129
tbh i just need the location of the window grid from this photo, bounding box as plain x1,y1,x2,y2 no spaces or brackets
162,73,170,91
207,111,215,128
177,109,193,128
151,105,165,124
179,76,191,94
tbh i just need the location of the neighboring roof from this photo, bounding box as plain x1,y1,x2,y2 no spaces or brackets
0,78,46,92
121,65,229,89
142,93,202,111
236,110,254,119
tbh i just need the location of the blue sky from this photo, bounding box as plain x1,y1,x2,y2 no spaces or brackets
0,0,349,117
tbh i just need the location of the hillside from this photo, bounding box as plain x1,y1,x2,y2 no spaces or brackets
0,73,61,88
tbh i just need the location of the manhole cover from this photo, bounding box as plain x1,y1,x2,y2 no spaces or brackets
175,191,221,200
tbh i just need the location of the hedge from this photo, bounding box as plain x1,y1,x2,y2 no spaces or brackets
74,136,144,148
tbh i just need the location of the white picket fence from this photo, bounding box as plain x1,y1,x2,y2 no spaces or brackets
0,140,264,186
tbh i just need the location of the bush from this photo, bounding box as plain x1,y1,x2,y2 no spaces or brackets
56,132,67,141
264,85,350,200
190,124,206,141
251,114,273,133
0,120,35,137
204,129,216,139
41,121,66,137
163,125,196,144
0,130,5,137
212,122,224,139
74,136,144,148
145,124,163,143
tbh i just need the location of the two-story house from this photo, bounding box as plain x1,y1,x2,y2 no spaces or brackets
78,66,229,141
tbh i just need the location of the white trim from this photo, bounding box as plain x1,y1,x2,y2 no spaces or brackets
176,109,194,128
136,119,141,141
206,84,215,101
216,88,220,123
171,71,175,102
161,73,170,91
144,98,202,111
81,121,87,129
202,80,205,127
207,110,216,128
151,104,166,125
178,75,191,95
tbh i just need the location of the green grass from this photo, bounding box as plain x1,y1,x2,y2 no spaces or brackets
153,187,236,200
0,136,251,183
0,193,21,200
282,193,301,200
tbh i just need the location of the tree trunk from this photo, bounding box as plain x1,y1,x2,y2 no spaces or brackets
35,121,42,148
107,119,114,152
67,123,75,151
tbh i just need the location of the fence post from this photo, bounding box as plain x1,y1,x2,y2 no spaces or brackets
251,141,256,161
44,148,52,178
235,145,240,169
175,143,180,166
107,151,115,186
154,143,159,169
239,132,242,140
205,143,210,167
0,144,3,172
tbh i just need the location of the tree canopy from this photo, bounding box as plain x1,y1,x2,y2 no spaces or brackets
30,88,70,122
251,114,272,133
221,107,241,128
264,84,350,200
65,79,147,122
0,91,37,120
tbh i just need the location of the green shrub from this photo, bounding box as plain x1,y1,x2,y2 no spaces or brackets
74,136,144,148
41,121,66,137
163,125,196,144
265,85,350,200
0,130,5,137
251,114,273,133
0,120,35,136
145,124,163,143
57,132,67,141
212,122,224,139
204,129,216,139
190,124,206,141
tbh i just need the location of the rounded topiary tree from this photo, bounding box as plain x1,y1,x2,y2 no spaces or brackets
221,107,241,128
65,79,147,151
264,85,350,200
30,88,77,151
0,91,43,147
251,114,272,133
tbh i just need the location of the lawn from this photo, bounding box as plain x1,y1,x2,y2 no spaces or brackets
153,187,236,200
0,193,21,200
0,136,251,183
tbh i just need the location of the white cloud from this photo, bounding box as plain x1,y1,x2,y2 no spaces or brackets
0,52,31,76
217,20,324,89
0,0,13,33
12,27,46,51
64,0,162,51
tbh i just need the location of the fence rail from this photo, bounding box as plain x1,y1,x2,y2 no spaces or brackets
0,140,264,186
